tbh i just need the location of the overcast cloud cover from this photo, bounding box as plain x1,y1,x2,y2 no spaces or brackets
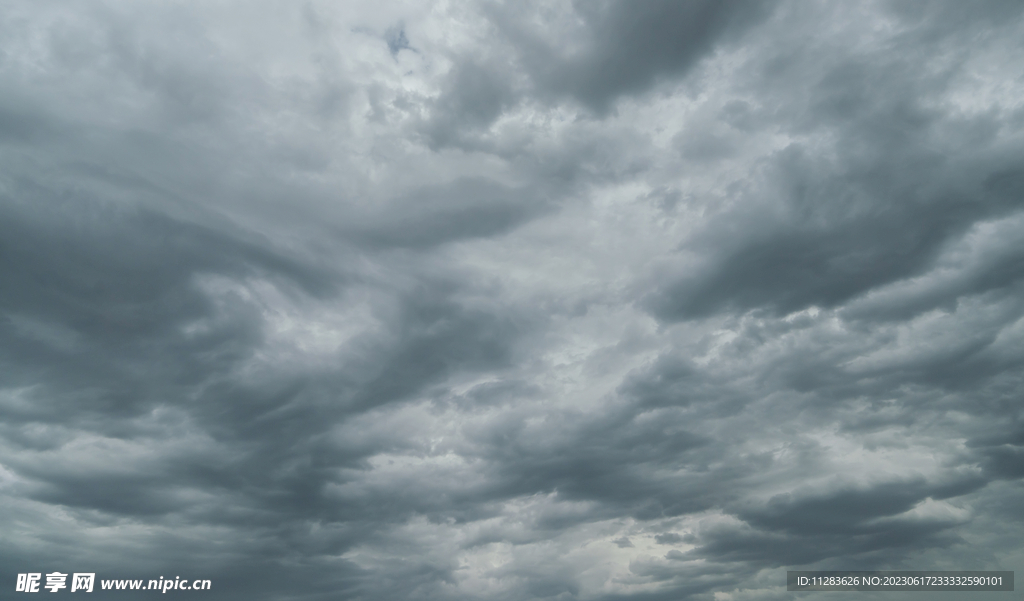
2,1,1024,599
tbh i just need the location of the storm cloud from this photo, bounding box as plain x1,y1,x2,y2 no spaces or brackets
1,1,1023,600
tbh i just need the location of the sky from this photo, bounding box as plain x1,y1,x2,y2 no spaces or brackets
1,1,1023,600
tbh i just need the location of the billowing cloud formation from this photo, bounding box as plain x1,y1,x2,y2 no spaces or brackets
1,1,1023,600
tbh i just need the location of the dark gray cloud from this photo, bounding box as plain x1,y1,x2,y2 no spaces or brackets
1,1,1023,600
646,28,1024,320
422,0,775,148
385,25,413,57
522,0,775,113
343,178,553,249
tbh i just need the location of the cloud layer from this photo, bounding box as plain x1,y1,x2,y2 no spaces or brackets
2,1,1023,599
